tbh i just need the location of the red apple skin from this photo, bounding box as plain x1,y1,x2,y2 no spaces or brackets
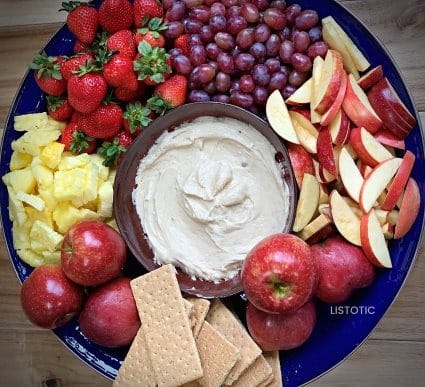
61,220,127,287
241,233,317,314
317,127,337,176
394,177,421,239
246,300,317,351
79,277,140,348
357,65,384,90
20,264,85,329
311,236,375,304
374,129,405,150
287,143,315,189
320,71,348,127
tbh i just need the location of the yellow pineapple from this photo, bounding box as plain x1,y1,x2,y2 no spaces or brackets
53,167,87,205
14,112,49,132
81,162,99,205
16,192,45,211
17,249,44,267
42,250,61,264
40,141,65,169
46,116,67,131
89,154,110,181
2,167,36,193
12,222,31,250
31,157,54,187
58,153,90,170
30,220,63,253
25,206,54,229
7,187,27,225
10,151,32,170
97,180,113,218
53,202,99,233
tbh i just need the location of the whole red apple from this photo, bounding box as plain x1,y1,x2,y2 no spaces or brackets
20,264,84,329
246,300,317,351
241,233,317,314
79,277,140,348
61,220,127,287
311,235,375,304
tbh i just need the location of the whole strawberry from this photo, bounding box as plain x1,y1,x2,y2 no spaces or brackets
107,29,136,59
60,122,97,154
98,0,134,33
60,1,99,45
60,52,94,80
67,62,108,113
47,95,74,121
174,34,190,57
133,41,172,85
133,0,163,28
103,54,138,91
71,110,96,133
135,17,167,48
147,74,188,114
114,82,145,102
123,102,152,136
98,131,133,166
84,103,123,139
29,52,67,96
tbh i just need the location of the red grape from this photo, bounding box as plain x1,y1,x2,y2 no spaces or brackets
214,32,235,51
253,86,268,105
206,43,222,60
291,52,312,72
293,30,310,53
209,15,227,33
210,3,226,17
265,58,281,74
307,41,329,59
226,5,241,18
279,40,294,63
227,16,248,36
241,3,260,23
249,42,267,62
308,26,322,43
253,0,269,12
285,4,302,24
212,94,230,103
288,69,308,87
185,19,203,34
215,71,232,92
190,45,207,66
164,21,185,38
189,89,210,102
189,5,211,23
188,34,203,47
184,0,203,8
295,10,319,30
217,52,235,73
240,74,255,93
196,63,216,83
236,28,255,50
230,91,254,109
252,64,270,87
263,8,287,31
235,53,256,72
268,71,287,92
166,2,186,21
203,80,217,94
270,0,287,11
173,55,192,75
200,25,214,43
282,84,297,99
254,23,271,43
266,34,281,57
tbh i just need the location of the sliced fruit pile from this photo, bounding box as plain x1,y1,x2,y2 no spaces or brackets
266,17,419,270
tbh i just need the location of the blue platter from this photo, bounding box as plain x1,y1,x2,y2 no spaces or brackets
1,1,424,386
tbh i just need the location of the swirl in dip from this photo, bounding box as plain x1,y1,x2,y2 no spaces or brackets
132,116,289,282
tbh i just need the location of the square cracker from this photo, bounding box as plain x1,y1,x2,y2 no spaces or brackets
262,351,283,387
230,355,272,387
206,299,262,385
130,264,203,387
194,321,240,387
113,326,156,387
186,297,211,337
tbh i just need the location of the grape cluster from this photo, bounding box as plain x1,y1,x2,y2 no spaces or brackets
163,0,328,113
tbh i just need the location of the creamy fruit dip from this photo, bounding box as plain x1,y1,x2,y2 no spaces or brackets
132,116,289,282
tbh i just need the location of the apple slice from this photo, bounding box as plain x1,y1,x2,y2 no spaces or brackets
338,146,364,203
322,16,370,72
359,157,402,213
266,89,300,144
360,210,392,268
317,127,337,176
320,71,348,126
375,209,389,225
287,143,315,189
313,159,337,184
319,183,330,205
329,109,351,145
329,189,362,246
387,209,399,225
349,127,394,167
292,173,320,232
374,129,405,150
310,56,324,124
380,150,415,211
322,20,359,79
318,203,331,217
381,222,394,240
297,213,333,243
357,65,384,90
312,49,344,115
286,78,312,105
289,110,319,154
342,74,382,133
394,177,420,239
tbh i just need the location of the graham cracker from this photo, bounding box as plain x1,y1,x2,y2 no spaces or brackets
194,321,240,387
206,299,262,385
186,297,211,337
262,351,283,387
113,326,156,387
230,355,272,387
130,264,203,387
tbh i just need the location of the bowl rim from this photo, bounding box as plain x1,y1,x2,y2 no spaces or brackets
113,101,297,298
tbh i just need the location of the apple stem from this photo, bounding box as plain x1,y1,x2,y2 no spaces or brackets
269,279,292,298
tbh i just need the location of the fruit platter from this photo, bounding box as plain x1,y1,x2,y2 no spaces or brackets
0,0,424,386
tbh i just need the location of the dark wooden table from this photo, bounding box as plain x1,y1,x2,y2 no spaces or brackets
1,1,424,385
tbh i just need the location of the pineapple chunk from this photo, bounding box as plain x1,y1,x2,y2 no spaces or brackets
7,187,27,225
58,153,90,170
53,167,87,205
14,112,49,132
11,129,61,156
25,206,54,229
10,151,32,170
46,116,67,131
16,192,45,211
53,202,99,233
38,184,57,210
17,249,45,267
31,158,54,187
97,180,113,218
108,168,117,184
81,162,99,205
2,167,36,193
12,222,31,250
30,220,63,253
11,139,41,156
40,142,65,169
42,250,61,264
89,154,109,181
